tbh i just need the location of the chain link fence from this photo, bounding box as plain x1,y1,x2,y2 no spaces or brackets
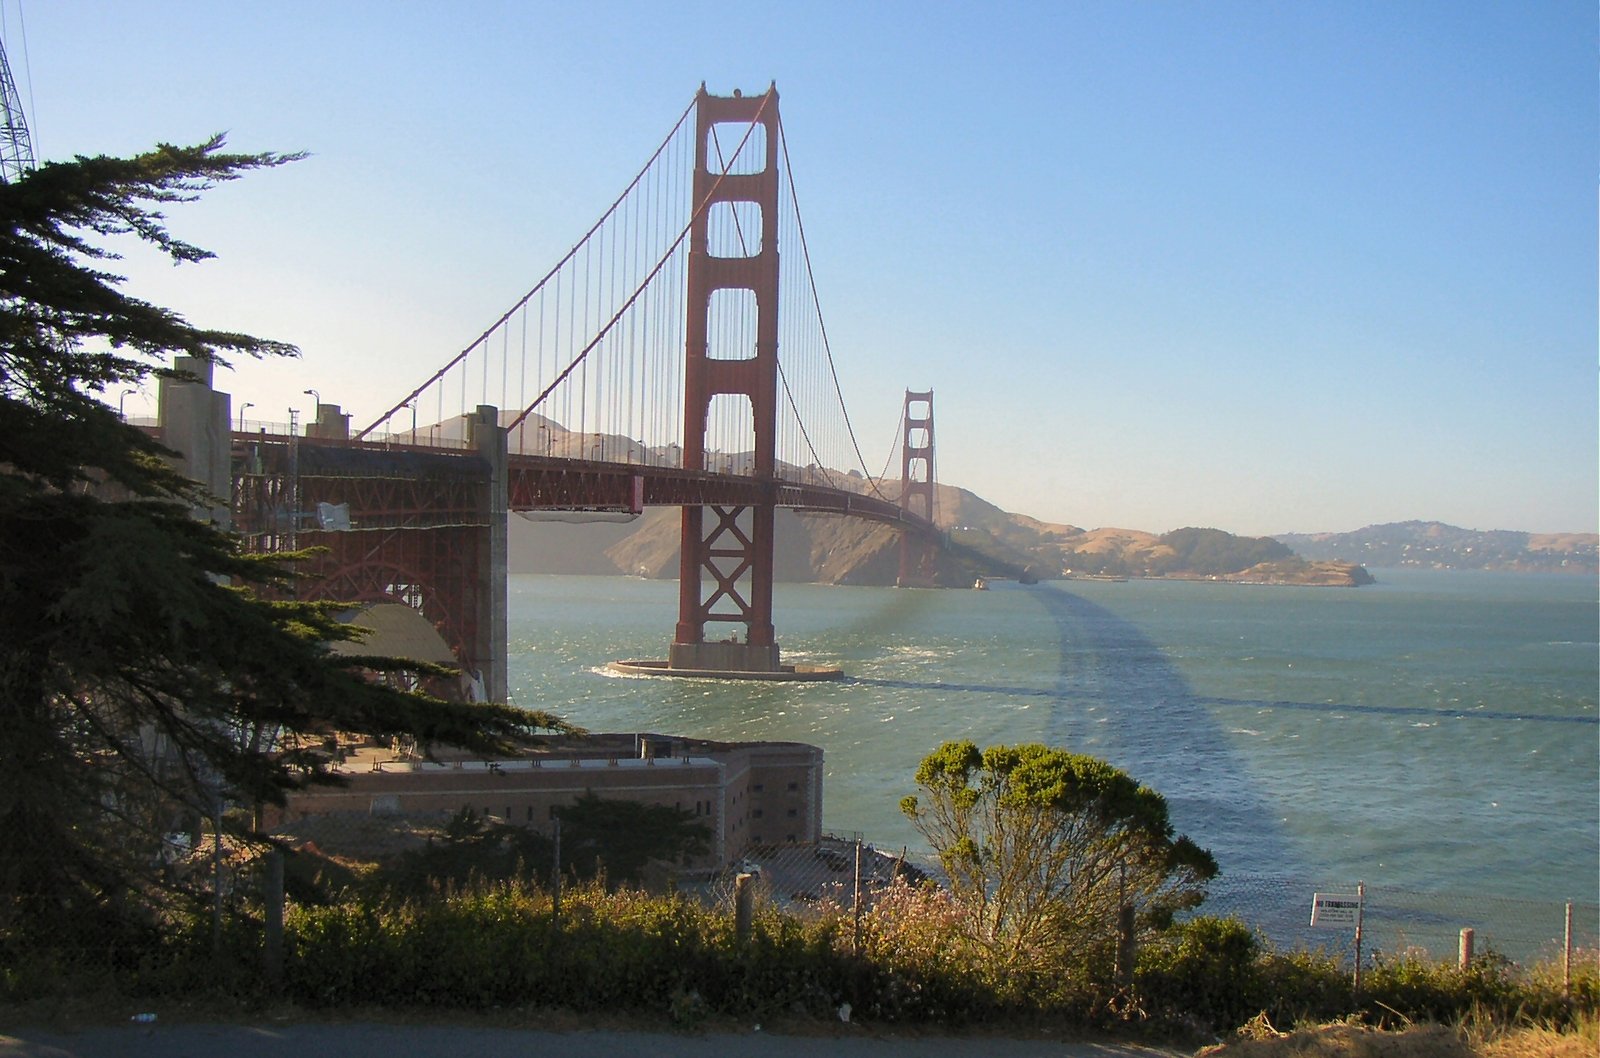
1199,872,1597,967
721,836,1595,969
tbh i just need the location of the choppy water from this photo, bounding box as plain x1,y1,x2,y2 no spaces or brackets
506,568,1598,946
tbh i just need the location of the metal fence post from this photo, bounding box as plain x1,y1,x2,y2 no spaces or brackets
1352,881,1365,1000
852,839,863,957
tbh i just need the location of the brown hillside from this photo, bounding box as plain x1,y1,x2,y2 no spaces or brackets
506,475,1375,587
1527,532,1598,552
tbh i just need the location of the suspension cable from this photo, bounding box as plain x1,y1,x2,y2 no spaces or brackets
874,400,903,490
356,94,698,439
505,91,774,434
776,113,893,503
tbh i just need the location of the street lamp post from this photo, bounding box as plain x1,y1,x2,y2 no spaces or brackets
118,388,137,419
303,389,320,432
402,400,417,442
237,401,253,432
537,424,550,457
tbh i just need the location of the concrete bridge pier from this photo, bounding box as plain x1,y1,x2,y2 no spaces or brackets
158,355,232,527
469,405,509,705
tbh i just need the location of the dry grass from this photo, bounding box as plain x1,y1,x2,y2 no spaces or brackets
1196,1013,1597,1058
1475,1015,1597,1058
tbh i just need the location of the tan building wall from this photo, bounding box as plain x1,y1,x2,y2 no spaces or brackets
282,733,824,870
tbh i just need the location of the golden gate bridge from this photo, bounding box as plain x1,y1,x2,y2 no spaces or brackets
162,85,941,701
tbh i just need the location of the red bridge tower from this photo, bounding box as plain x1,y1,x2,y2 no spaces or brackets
671,86,783,673
896,390,939,587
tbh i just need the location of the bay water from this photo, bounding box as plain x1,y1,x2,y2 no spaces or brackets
506,568,1598,953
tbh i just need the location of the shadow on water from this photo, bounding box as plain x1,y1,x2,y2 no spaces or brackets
842,586,1298,876
846,583,1327,942
1036,584,1323,940
849,583,1595,951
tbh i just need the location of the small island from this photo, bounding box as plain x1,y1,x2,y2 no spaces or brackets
1056,526,1375,587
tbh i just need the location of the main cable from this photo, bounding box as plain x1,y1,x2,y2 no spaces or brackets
776,113,891,504
356,94,698,439
506,92,774,434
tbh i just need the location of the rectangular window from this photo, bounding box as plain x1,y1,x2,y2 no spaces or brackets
786,808,798,818
787,782,798,791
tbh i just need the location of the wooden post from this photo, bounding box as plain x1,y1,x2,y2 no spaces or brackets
734,873,754,945
263,849,284,986
1458,928,1475,970
1563,902,1573,1000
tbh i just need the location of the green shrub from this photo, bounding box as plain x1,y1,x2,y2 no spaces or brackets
1362,947,1594,1030
11,870,1592,1035
1252,946,1351,1026
1135,915,1262,1029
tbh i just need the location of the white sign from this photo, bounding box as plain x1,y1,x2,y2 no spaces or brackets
1311,892,1363,928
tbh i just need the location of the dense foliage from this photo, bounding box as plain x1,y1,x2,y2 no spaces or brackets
900,741,1217,981
321,799,711,899
0,139,548,948
556,792,710,888
7,876,1591,1040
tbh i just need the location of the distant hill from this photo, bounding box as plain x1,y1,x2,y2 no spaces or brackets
510,480,1373,587
1274,521,1598,574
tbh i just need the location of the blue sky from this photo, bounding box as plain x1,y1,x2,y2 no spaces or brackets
8,1,1595,535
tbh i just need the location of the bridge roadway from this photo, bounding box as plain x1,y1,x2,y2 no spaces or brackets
506,451,926,527
225,424,936,704
231,431,932,535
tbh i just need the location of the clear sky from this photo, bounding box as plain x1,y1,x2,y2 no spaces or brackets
8,1,1595,536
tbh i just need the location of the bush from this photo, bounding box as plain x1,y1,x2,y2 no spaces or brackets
9,870,1594,1036
1252,946,1352,1026
1136,916,1263,1029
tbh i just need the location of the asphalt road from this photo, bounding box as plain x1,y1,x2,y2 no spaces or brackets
0,1022,1185,1058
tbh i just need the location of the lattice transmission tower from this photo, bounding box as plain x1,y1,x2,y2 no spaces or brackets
0,32,35,183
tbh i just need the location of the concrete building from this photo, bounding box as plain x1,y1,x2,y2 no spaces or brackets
281,732,824,870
